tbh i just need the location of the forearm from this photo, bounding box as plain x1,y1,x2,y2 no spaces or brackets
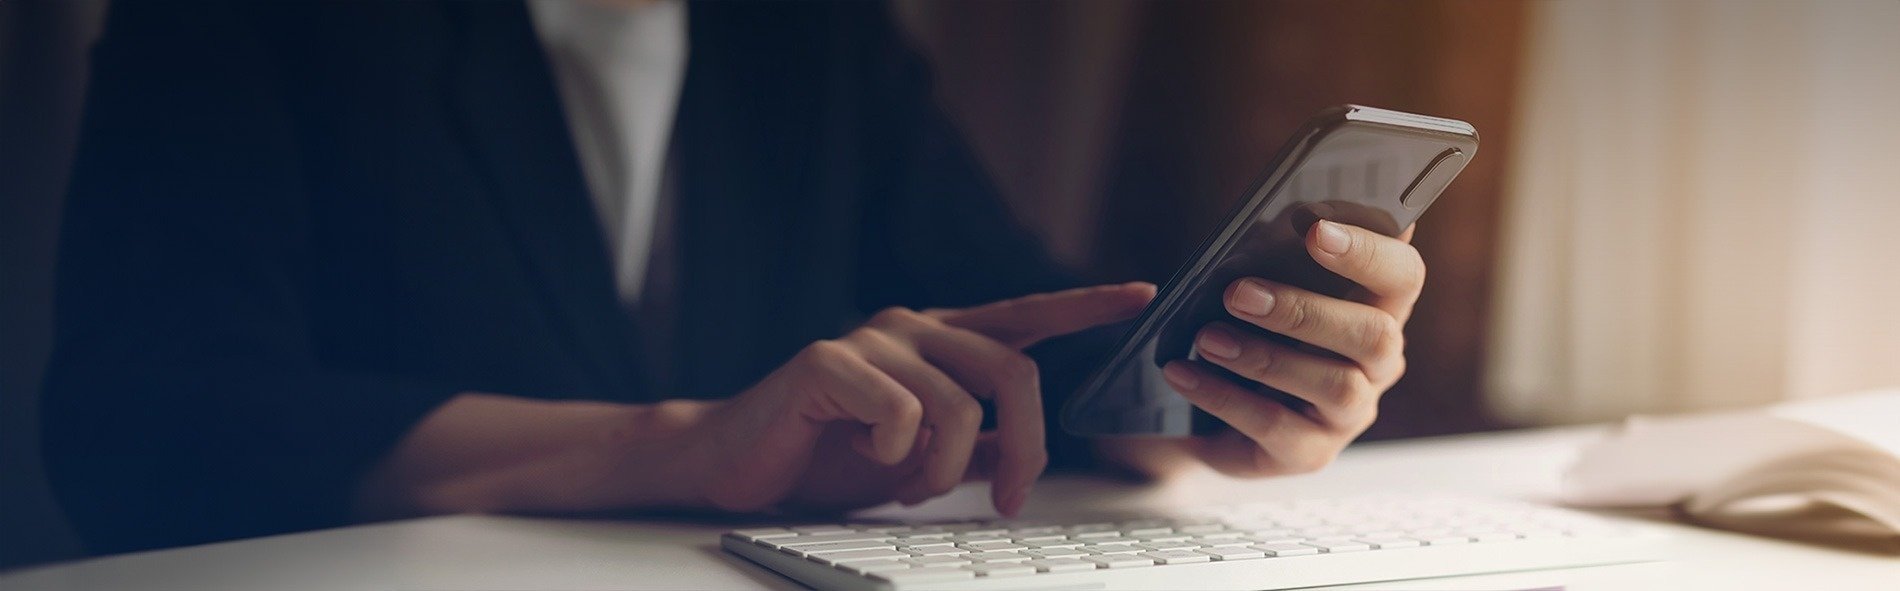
351,393,718,520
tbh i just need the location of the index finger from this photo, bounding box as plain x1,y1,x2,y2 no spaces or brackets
1307,220,1426,319
933,282,1155,349
907,324,1047,517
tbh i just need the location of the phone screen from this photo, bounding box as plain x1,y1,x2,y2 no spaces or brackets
1062,106,1477,437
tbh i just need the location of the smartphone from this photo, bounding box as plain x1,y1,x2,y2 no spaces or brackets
1061,105,1478,437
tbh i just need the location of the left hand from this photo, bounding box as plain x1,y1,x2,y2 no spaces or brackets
1103,220,1424,478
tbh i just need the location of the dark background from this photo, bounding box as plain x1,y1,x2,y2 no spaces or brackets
0,0,1524,569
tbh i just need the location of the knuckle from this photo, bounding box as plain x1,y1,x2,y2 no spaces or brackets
891,392,926,424
1362,314,1406,358
1409,255,1429,291
999,352,1040,384
1350,232,1380,266
1355,403,1380,432
1201,387,1237,417
802,339,855,366
950,397,985,427
1325,368,1366,408
1250,345,1282,378
1274,294,1316,333
871,306,927,328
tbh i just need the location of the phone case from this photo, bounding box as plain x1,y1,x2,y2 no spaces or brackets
1061,105,1478,436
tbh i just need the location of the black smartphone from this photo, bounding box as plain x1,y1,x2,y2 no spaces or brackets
1061,105,1478,437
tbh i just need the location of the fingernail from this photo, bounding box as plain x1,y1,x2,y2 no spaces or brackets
1314,221,1351,255
1162,362,1200,390
1231,280,1274,316
1197,326,1242,360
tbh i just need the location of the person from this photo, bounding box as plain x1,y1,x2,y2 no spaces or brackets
44,1,1426,555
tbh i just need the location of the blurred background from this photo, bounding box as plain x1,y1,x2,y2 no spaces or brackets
3,0,1897,570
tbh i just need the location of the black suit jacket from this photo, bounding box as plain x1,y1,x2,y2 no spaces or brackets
46,1,1105,555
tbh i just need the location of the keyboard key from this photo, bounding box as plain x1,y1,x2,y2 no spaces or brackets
1244,535,1307,545
1076,535,1138,546
1021,548,1090,559
813,549,914,565
787,540,896,555
1195,530,1247,540
1358,537,1422,550
792,525,852,534
1084,554,1155,569
1139,550,1212,565
893,531,952,540
854,524,912,534
1195,536,1253,547
1304,540,1370,553
902,555,972,567
1198,546,1266,561
731,528,797,540
949,534,1011,544
899,545,964,557
1079,543,1141,554
1023,539,1083,549
771,532,890,547
1123,526,1173,537
1135,541,1201,552
871,566,976,583
957,541,1025,552
963,551,1031,563
961,563,1037,578
1024,558,1099,573
1137,533,1194,543
1252,543,1320,557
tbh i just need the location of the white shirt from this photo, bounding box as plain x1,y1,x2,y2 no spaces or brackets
527,0,689,305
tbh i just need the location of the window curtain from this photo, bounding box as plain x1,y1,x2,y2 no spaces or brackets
1487,0,1900,425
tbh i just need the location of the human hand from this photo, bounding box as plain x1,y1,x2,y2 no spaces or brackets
685,283,1155,516
1105,221,1423,479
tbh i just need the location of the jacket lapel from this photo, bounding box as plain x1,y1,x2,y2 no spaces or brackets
444,1,640,398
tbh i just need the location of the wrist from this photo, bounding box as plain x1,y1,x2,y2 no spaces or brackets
587,399,722,509
352,394,724,519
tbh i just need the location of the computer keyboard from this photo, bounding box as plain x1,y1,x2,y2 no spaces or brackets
721,495,1662,590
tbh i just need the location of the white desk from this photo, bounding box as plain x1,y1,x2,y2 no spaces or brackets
3,427,1894,590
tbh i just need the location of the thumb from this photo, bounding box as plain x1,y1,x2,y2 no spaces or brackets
933,282,1155,349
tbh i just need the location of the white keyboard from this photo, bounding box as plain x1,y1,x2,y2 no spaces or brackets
721,495,1662,590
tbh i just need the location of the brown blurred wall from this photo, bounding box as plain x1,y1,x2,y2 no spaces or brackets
905,0,1528,439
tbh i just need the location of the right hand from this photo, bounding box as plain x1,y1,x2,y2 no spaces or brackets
685,282,1155,516
352,283,1153,520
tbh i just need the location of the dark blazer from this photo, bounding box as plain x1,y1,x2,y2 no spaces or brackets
46,1,1104,555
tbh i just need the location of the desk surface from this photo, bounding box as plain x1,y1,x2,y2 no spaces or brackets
3,427,1894,590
